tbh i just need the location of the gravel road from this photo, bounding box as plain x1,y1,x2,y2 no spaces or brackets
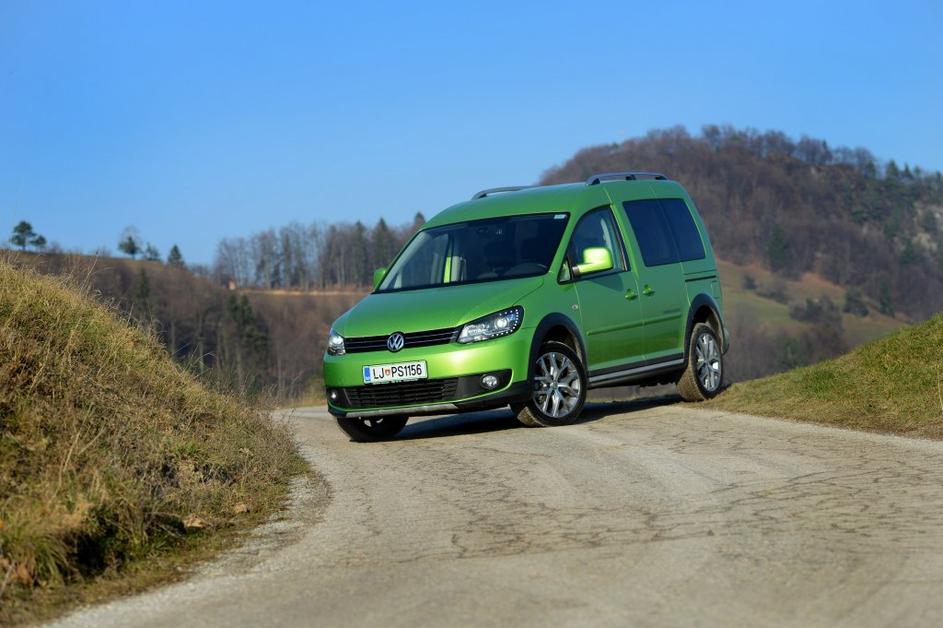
52,400,943,627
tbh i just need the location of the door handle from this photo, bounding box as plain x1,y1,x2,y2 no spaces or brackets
642,285,655,296
625,288,637,300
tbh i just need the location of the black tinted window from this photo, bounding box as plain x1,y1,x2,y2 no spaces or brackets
378,213,569,292
660,199,705,261
622,200,678,267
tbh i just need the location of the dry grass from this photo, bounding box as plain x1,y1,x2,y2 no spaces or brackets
708,314,943,439
283,381,326,409
0,260,305,623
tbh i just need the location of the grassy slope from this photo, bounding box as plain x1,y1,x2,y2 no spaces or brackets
709,314,943,439
716,259,904,345
0,260,304,623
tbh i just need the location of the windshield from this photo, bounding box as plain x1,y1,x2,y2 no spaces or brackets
378,213,570,292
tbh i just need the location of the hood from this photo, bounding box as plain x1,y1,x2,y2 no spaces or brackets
335,276,544,337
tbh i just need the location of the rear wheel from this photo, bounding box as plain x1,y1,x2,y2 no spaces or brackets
677,323,724,402
335,415,408,442
515,341,587,427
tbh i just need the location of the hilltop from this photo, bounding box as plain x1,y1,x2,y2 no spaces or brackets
542,125,943,319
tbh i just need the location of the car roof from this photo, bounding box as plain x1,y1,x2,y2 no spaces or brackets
422,178,690,229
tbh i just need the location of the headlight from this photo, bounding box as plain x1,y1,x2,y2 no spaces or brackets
458,307,523,344
327,329,346,355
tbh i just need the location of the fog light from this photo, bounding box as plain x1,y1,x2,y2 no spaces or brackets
481,374,499,390
329,390,338,401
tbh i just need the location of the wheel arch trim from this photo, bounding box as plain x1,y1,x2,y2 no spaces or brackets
527,314,588,382
684,293,728,361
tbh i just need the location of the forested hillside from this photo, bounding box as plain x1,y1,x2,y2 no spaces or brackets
542,125,943,319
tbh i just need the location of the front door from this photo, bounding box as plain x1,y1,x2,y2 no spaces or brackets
567,207,644,370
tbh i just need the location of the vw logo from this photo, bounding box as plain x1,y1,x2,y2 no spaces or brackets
386,332,405,352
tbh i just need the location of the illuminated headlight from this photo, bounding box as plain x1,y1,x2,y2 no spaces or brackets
327,329,346,355
458,307,523,344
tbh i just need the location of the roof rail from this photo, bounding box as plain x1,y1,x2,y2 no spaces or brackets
585,172,669,186
471,186,532,200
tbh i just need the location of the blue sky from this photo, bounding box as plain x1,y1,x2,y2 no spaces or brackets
2,0,941,264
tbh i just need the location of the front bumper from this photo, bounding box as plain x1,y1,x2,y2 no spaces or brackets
323,329,534,418
326,381,533,418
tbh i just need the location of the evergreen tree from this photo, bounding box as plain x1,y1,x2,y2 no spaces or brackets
351,221,371,285
922,211,939,235
118,227,141,259
766,225,791,273
878,280,894,316
885,160,900,180
143,243,161,262
167,244,186,268
370,218,398,268
411,212,426,234
226,294,269,391
842,288,869,317
134,268,152,319
899,240,918,266
9,221,45,251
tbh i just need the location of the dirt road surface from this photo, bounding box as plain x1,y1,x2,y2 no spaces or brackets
51,401,943,627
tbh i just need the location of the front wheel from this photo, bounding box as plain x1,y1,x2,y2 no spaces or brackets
335,415,408,442
515,341,587,427
677,323,724,401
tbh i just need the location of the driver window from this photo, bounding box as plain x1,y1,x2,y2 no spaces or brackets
566,208,627,274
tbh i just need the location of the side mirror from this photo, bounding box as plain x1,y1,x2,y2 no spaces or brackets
373,267,387,290
573,247,613,276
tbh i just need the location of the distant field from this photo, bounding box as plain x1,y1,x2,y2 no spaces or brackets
717,258,905,345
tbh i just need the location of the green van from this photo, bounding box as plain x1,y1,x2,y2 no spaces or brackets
324,172,728,441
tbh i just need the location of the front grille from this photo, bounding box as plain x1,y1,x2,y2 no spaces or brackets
344,327,457,353
342,378,459,408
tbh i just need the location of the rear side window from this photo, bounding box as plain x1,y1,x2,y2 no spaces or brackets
660,199,705,261
622,200,678,267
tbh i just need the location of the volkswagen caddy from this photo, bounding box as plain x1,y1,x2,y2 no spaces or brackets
324,172,729,441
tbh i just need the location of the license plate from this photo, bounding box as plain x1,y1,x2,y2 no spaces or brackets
362,360,427,384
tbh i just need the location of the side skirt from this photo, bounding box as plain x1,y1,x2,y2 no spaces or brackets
587,356,685,389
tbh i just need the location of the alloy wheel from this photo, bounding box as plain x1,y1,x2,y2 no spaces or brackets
695,331,722,393
533,351,582,419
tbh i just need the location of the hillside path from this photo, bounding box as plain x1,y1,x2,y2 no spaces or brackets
52,402,943,627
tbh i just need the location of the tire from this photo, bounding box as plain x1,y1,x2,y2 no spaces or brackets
677,323,724,402
510,402,541,427
335,415,408,442
515,341,587,427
